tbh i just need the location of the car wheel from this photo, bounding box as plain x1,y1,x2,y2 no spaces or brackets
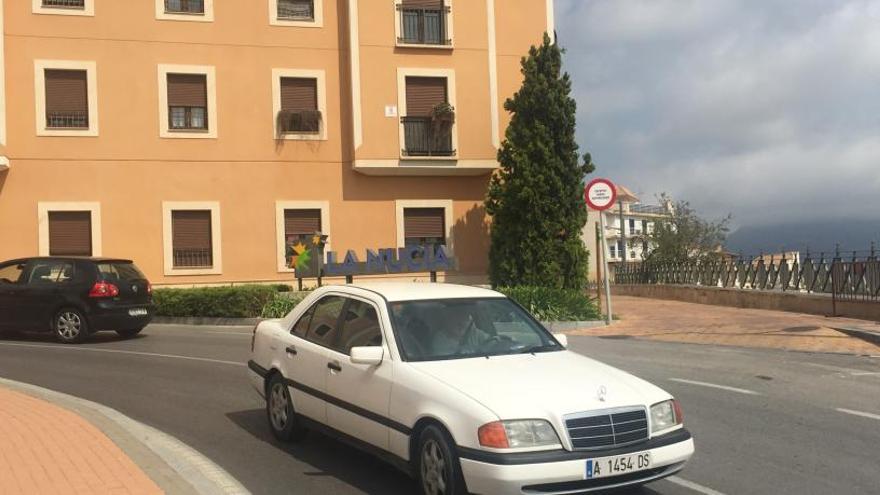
266,374,307,442
115,327,144,339
417,425,468,495
54,309,88,344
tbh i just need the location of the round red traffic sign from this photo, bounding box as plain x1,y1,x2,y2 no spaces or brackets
584,178,617,211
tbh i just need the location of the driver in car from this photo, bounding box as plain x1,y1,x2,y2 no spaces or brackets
430,305,491,356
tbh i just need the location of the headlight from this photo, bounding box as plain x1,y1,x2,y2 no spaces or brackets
650,399,683,433
478,420,560,449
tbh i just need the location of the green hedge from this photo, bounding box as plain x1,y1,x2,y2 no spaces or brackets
497,286,600,321
260,292,309,318
153,285,282,318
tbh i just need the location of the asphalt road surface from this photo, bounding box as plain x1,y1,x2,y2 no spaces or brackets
0,325,878,495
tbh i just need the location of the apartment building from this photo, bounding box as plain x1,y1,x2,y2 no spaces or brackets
0,0,554,285
583,185,674,281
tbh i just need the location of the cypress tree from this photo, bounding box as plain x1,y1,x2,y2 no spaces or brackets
485,34,595,289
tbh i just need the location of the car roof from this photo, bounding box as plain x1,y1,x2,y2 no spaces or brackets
2,256,134,264
334,282,505,302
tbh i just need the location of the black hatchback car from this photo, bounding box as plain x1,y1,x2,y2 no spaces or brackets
0,257,153,343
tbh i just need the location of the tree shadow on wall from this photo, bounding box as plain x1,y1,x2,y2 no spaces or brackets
449,204,491,282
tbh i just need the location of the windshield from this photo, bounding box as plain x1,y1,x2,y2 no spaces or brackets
388,297,562,361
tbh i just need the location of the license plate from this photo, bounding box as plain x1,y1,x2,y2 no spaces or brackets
128,308,148,317
586,451,651,479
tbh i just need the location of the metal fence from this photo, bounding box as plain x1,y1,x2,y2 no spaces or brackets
614,249,880,303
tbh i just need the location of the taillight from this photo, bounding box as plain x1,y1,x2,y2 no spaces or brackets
89,281,119,298
146,282,153,294
478,421,509,449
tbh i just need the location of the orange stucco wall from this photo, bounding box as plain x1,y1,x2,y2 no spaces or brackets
0,0,550,286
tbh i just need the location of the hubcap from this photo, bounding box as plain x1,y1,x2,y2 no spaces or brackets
269,382,289,431
56,312,82,340
421,439,447,495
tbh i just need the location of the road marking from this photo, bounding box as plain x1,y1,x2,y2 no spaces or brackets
0,342,244,367
667,476,727,495
668,378,761,396
204,331,251,336
836,408,880,421
802,362,880,377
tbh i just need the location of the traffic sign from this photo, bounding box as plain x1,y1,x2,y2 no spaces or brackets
584,178,617,211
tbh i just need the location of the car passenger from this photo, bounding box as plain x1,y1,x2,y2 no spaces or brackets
429,305,490,356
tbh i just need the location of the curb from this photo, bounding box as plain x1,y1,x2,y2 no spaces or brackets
0,377,250,495
151,316,262,326
543,320,607,332
831,326,880,347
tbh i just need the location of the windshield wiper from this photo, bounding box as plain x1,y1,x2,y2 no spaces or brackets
516,344,559,355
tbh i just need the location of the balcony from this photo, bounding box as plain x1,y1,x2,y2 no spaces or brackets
46,111,89,129
172,248,213,269
401,117,455,158
397,5,451,46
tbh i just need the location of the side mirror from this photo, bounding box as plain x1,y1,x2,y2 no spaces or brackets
553,333,568,348
350,346,384,366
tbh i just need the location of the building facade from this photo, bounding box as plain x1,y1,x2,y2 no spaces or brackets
583,185,674,281
0,0,554,286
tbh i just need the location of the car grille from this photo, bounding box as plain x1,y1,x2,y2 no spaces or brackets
564,407,649,450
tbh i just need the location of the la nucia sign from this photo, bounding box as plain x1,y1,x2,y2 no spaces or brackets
321,245,455,277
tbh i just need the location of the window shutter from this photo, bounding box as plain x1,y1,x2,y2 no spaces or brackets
172,210,212,250
404,208,445,240
167,74,208,107
405,77,447,116
284,209,322,237
402,0,444,6
45,70,88,114
48,211,92,256
280,78,318,111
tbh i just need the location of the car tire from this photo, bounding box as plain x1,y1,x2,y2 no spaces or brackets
54,308,88,344
417,425,468,495
115,327,144,339
266,373,307,442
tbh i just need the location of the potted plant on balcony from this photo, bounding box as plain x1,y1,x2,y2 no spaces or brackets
429,102,455,154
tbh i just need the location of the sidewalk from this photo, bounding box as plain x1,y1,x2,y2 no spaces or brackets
572,296,880,355
0,386,162,495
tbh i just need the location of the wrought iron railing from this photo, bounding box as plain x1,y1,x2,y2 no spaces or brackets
277,0,314,20
42,0,85,8
47,111,89,129
165,0,205,14
278,110,321,134
397,5,452,45
173,248,213,268
401,117,455,157
614,249,880,302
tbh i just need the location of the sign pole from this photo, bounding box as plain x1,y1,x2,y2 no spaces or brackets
599,211,613,325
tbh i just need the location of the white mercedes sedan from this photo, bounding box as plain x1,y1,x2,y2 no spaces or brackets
247,283,694,495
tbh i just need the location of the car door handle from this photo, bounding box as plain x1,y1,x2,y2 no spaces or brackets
327,361,342,372
285,346,297,356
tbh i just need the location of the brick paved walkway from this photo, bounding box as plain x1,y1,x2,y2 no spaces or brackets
0,386,163,495
574,296,880,355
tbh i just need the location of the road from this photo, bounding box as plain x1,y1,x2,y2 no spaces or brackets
0,326,878,494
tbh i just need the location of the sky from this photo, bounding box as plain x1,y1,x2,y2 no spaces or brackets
555,0,880,229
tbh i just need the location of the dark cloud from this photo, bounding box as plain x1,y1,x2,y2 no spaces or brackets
557,0,880,227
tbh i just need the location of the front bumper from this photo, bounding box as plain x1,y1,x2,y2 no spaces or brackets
459,428,694,495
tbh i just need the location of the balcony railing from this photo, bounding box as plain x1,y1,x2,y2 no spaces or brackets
173,248,213,268
277,0,314,21
42,0,85,8
165,0,205,14
629,204,668,215
278,110,321,134
397,5,451,45
46,111,89,129
401,117,455,157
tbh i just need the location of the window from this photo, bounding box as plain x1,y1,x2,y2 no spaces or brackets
171,210,213,268
628,218,635,234
48,211,92,256
305,296,346,348
283,209,321,269
276,201,330,273
609,243,616,259
167,74,207,130
617,241,624,258
33,0,93,16
402,76,454,157
270,0,323,27
35,60,98,136
279,78,319,134
165,0,204,14
157,0,213,21
44,69,88,129
404,208,445,247
158,65,216,139
292,305,315,338
397,0,452,46
336,300,382,354
25,261,75,286
0,263,26,285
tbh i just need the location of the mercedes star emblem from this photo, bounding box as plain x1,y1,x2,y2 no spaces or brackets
597,385,607,402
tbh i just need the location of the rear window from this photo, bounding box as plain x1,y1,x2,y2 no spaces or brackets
97,262,146,282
